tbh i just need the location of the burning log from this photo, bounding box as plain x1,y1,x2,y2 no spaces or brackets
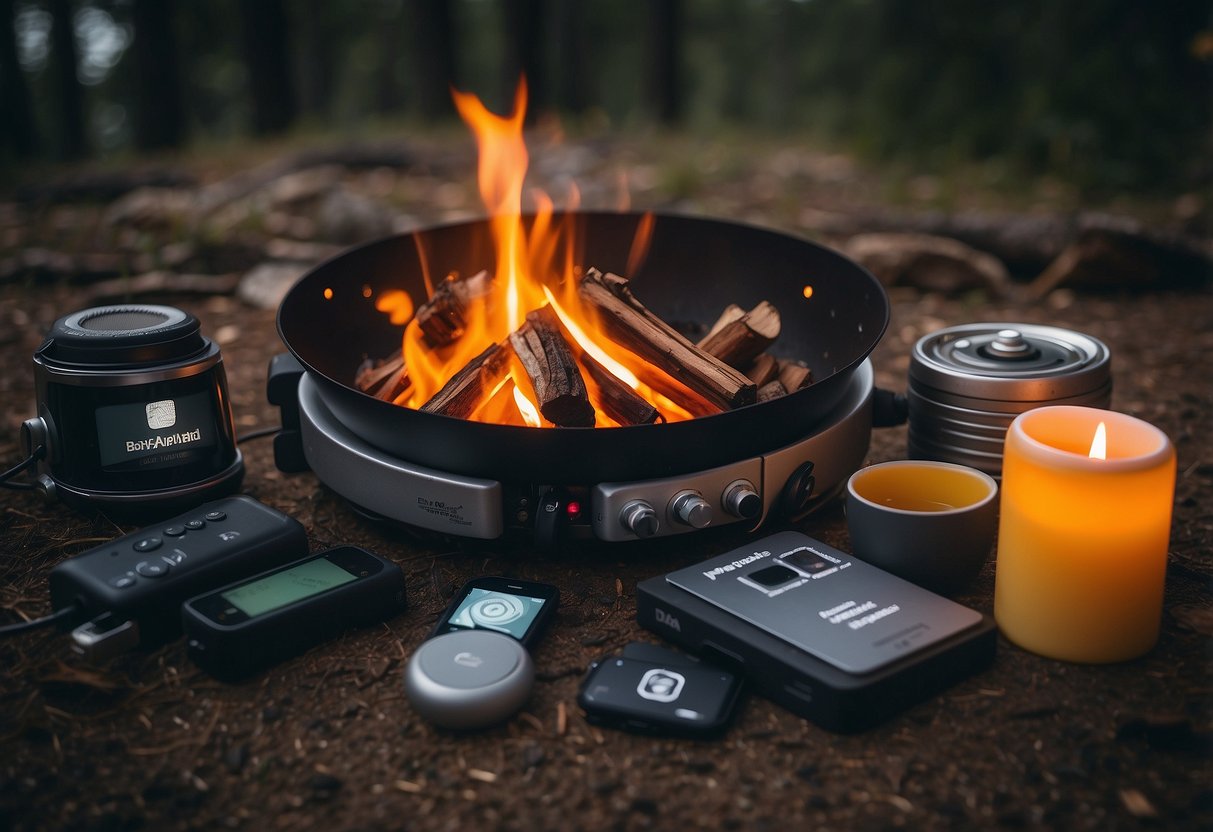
541,307,662,426
419,341,512,419
579,355,662,426
746,353,779,387
415,270,493,346
578,268,757,410
355,349,411,402
632,364,720,418
510,306,596,427
698,301,781,369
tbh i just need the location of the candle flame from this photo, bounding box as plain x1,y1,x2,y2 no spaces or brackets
1088,421,1107,460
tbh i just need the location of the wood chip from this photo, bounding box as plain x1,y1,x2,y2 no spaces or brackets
1119,788,1157,818
887,795,914,813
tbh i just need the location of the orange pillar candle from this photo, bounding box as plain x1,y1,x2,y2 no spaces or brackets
994,406,1175,663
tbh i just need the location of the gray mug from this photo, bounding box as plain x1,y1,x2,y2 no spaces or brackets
846,460,999,596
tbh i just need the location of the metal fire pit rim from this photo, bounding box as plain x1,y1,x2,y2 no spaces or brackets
275,210,890,482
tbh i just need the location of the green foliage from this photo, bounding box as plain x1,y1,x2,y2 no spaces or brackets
776,0,1212,191
4,0,1207,192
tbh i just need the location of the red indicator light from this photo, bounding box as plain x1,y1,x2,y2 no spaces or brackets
565,500,582,517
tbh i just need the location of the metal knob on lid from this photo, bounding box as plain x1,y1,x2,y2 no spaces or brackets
907,323,1112,477
983,329,1037,359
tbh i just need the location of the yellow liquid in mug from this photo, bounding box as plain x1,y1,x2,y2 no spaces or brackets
852,465,992,512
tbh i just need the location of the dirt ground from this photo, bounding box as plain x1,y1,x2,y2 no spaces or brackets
0,141,1210,831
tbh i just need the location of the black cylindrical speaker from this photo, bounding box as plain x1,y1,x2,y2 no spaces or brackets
25,305,244,518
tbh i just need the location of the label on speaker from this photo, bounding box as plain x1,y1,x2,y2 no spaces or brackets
95,391,218,470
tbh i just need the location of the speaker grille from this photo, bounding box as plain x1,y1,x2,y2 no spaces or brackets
78,309,170,332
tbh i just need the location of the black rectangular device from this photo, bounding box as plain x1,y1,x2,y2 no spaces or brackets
430,576,558,649
49,495,309,648
578,642,743,738
636,531,997,733
182,546,407,680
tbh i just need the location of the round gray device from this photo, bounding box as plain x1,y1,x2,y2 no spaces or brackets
404,630,534,730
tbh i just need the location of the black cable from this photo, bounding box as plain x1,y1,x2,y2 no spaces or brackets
237,427,280,444
0,604,79,637
0,445,44,491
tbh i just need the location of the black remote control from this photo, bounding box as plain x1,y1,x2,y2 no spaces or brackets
49,495,309,655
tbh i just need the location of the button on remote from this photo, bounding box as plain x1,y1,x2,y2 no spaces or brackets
184,520,206,531
135,560,170,578
164,526,186,537
133,537,162,552
204,511,227,522
109,576,136,589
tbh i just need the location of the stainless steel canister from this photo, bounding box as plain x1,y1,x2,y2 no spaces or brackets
907,323,1112,476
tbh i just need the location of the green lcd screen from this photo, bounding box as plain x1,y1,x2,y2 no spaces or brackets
221,557,357,618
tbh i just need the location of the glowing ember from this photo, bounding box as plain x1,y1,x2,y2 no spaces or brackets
1088,421,1107,460
376,290,414,325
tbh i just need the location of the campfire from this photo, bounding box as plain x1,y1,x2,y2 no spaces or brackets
355,82,811,428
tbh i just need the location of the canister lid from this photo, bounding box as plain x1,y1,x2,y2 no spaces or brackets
910,323,1111,402
37,305,207,369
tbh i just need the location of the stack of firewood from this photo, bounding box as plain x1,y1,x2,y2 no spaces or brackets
355,267,812,427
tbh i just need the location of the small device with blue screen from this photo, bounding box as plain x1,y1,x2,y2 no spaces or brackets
430,576,558,649
182,546,406,680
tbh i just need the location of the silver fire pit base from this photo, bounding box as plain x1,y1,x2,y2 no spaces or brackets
294,360,874,546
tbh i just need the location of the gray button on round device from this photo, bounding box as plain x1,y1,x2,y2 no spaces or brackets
404,630,534,730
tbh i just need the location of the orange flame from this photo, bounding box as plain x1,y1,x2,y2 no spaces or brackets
378,79,689,426
513,384,541,426
1088,421,1107,460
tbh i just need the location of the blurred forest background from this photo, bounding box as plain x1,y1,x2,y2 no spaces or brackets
1,0,1209,195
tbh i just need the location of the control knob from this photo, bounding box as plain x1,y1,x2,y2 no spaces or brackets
671,490,713,528
722,480,762,520
620,500,660,538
